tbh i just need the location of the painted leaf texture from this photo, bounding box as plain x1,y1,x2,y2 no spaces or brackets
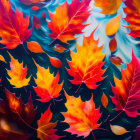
67,31,105,89
94,0,122,15
0,0,140,139
123,0,140,38
47,0,91,43
7,53,31,88
62,91,101,137
111,52,140,117
0,0,32,49
34,62,63,102
37,105,61,140
0,89,36,140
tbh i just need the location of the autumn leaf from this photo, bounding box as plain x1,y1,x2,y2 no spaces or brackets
105,15,121,36
67,31,106,89
47,0,91,44
42,11,46,19
0,0,32,49
111,52,140,117
109,55,123,66
7,53,31,88
33,15,41,29
0,54,6,63
27,41,44,53
101,92,108,108
37,105,61,140
31,6,39,11
62,90,101,137
94,0,122,15
48,55,62,68
0,89,36,140
33,63,63,102
110,125,129,135
54,44,67,53
109,37,117,53
134,125,140,140
123,0,140,38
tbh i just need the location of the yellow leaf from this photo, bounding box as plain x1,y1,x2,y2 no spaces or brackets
33,62,63,102
110,125,129,135
7,53,31,88
94,0,122,15
101,92,108,108
67,31,106,89
105,15,121,36
0,55,6,63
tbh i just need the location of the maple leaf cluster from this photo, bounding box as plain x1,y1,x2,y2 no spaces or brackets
0,0,140,140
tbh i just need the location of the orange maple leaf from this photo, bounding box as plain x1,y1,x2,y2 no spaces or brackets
33,63,63,102
123,0,140,38
47,0,91,44
7,53,31,88
67,31,106,89
37,106,61,140
62,90,101,137
0,0,32,49
94,0,122,15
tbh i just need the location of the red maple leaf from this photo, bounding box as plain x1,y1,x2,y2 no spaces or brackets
123,0,140,38
111,52,140,117
47,0,91,44
0,0,32,49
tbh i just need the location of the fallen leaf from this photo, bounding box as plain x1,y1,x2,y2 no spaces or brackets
67,31,105,89
47,0,91,44
110,55,123,66
94,0,122,15
109,37,117,53
7,53,31,88
48,55,62,68
110,124,129,135
105,15,121,36
33,15,41,29
123,0,140,38
134,125,140,140
111,52,140,117
27,41,44,53
0,0,32,49
101,92,108,108
54,44,66,53
0,55,6,63
42,11,46,19
34,63,63,102
31,6,39,11
37,106,61,140
62,90,101,137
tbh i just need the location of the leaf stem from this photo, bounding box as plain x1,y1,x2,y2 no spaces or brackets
17,111,37,131
75,84,82,94
17,111,50,137
21,44,29,55
110,110,123,122
97,128,108,131
104,115,110,123
91,130,96,140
